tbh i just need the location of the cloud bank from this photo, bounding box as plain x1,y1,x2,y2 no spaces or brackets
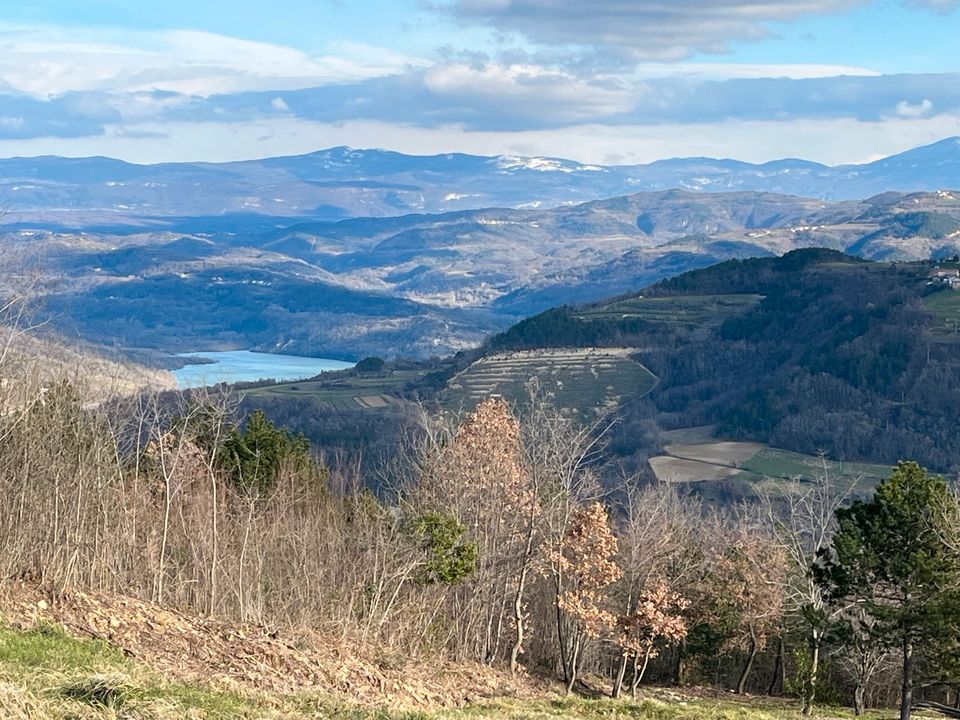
0,1,954,164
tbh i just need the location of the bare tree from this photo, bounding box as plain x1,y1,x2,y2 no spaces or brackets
760,460,857,714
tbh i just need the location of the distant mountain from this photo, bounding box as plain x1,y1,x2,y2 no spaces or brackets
12,188,960,359
2,138,960,226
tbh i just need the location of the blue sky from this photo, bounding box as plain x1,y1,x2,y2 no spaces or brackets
0,0,956,164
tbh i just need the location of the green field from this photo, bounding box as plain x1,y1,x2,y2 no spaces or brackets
740,447,891,485
577,294,763,326
243,369,426,410
444,349,658,416
924,287,960,341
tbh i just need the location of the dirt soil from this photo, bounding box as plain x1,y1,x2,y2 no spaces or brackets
0,581,545,708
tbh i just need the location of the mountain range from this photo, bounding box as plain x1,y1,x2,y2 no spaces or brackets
2,137,960,227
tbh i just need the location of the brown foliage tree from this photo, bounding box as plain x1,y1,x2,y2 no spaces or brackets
415,398,540,665
615,580,689,696
551,501,623,693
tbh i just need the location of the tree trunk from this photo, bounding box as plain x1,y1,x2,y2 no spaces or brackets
554,568,570,684
566,634,583,695
768,633,785,696
854,683,866,716
509,565,529,675
631,647,653,697
900,637,913,720
803,631,821,716
673,638,687,686
613,655,628,698
736,633,758,695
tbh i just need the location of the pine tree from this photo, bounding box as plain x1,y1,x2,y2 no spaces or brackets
815,461,960,720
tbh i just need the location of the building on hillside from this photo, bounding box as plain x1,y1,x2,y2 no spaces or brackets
930,268,960,289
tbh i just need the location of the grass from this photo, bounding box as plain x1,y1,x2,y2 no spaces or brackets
0,622,910,719
649,441,892,500
0,622,260,718
924,286,960,341
430,695,893,720
242,369,426,410
739,448,891,491
577,294,763,327
443,349,658,416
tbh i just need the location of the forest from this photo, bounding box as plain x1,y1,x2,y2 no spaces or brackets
476,250,960,474
4,250,960,720
4,333,960,720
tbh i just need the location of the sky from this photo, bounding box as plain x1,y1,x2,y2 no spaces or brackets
0,0,956,165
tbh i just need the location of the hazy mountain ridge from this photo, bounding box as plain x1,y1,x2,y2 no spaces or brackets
2,138,960,226
9,187,960,359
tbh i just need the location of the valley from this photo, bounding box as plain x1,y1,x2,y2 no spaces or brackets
5,6,960,718
8,184,960,359
219,251,960,492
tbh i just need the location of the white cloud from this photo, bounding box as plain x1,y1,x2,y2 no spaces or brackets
270,97,291,113
423,62,636,121
439,0,869,61
0,24,429,98
894,98,934,118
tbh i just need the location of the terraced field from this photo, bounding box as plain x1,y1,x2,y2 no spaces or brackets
577,294,763,326
444,348,658,415
242,369,426,411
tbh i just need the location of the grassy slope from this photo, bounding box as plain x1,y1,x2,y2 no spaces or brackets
740,448,890,487
0,623,258,719
0,621,901,719
243,369,427,410
649,442,893,501
577,294,764,327
924,286,960,342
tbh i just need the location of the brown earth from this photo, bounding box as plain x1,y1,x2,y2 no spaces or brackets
0,581,545,709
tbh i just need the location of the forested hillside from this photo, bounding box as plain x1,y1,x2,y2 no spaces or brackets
482,250,960,473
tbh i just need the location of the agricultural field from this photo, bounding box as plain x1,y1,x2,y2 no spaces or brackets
648,438,892,496
577,294,763,327
924,286,960,341
741,447,891,487
443,348,658,415
242,369,426,410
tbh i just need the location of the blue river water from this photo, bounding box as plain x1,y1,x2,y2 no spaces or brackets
172,350,354,389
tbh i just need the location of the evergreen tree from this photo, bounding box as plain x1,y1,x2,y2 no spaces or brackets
221,410,311,493
815,461,960,720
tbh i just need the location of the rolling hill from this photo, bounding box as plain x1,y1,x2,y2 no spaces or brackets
10,188,960,359
232,251,960,486
476,249,960,474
